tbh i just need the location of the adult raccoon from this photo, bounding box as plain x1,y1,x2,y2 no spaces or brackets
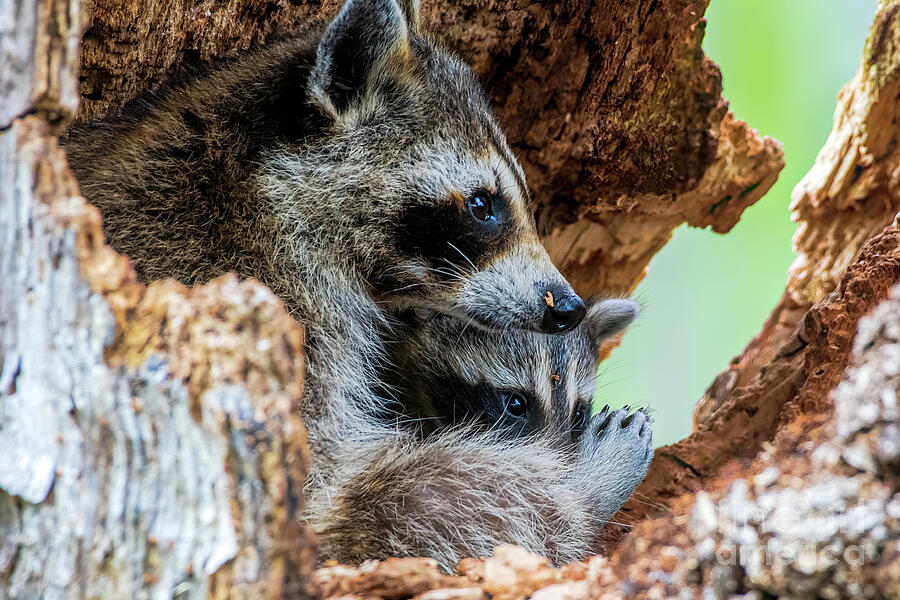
307,298,653,571
64,0,586,494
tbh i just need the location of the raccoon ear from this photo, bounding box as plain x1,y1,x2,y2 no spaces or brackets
309,0,411,117
584,298,639,347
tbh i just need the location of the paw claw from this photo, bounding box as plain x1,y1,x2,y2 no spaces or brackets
595,413,612,434
581,406,654,460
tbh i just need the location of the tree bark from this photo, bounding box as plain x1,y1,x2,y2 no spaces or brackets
1,0,897,599
1,2,315,598
614,0,900,529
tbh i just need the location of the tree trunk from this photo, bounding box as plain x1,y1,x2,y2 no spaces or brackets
1,5,314,598
1,1,897,599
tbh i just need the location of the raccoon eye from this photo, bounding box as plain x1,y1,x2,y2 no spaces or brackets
572,406,588,435
466,190,494,222
500,391,528,418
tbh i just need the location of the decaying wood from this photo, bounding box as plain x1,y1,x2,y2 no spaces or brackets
0,0,80,128
0,120,316,598
2,0,898,597
619,225,900,528
618,0,900,531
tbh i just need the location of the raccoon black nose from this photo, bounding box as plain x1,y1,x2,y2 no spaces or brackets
540,291,586,333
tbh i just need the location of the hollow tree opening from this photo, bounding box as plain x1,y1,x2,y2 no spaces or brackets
1,0,898,598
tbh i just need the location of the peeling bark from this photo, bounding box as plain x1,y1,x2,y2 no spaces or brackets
0,0,80,128
607,0,900,530
621,225,900,527
0,118,316,598
789,3,900,305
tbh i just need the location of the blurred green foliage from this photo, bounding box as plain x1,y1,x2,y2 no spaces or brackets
595,1,878,447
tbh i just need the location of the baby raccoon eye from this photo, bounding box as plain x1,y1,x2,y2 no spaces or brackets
571,405,588,436
466,190,494,222
500,391,528,418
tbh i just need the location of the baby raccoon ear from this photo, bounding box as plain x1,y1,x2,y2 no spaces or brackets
584,298,639,347
309,0,411,117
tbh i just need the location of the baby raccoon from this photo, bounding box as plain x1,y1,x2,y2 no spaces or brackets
306,298,653,571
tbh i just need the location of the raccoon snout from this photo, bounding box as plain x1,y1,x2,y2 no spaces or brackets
540,289,586,333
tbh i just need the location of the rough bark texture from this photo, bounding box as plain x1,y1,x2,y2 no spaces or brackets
2,0,899,598
1,1,315,597
617,0,900,531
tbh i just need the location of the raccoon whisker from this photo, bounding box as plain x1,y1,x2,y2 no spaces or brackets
554,220,589,266
429,258,471,281
416,260,467,279
375,276,459,300
445,241,477,271
396,416,444,427
485,412,509,435
388,282,428,293
628,492,670,513
601,519,635,529
432,267,464,279
454,317,474,345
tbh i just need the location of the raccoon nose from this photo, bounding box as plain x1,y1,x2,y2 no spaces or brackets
540,290,586,333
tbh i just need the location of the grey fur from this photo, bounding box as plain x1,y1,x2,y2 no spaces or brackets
307,298,653,571
381,298,641,439
63,0,650,572
64,0,580,486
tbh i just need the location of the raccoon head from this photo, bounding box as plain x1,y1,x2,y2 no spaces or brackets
381,297,639,444
301,0,584,334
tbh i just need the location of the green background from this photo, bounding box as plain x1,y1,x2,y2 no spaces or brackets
596,1,879,447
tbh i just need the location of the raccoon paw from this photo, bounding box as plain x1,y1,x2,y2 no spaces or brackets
582,405,653,466
574,406,654,515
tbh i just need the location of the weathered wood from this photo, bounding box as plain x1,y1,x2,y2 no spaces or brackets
0,0,80,128
0,120,315,598
602,1,900,536
0,1,315,597
790,4,900,305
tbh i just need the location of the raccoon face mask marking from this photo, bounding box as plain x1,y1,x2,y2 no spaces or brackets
383,297,640,443
385,146,586,334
